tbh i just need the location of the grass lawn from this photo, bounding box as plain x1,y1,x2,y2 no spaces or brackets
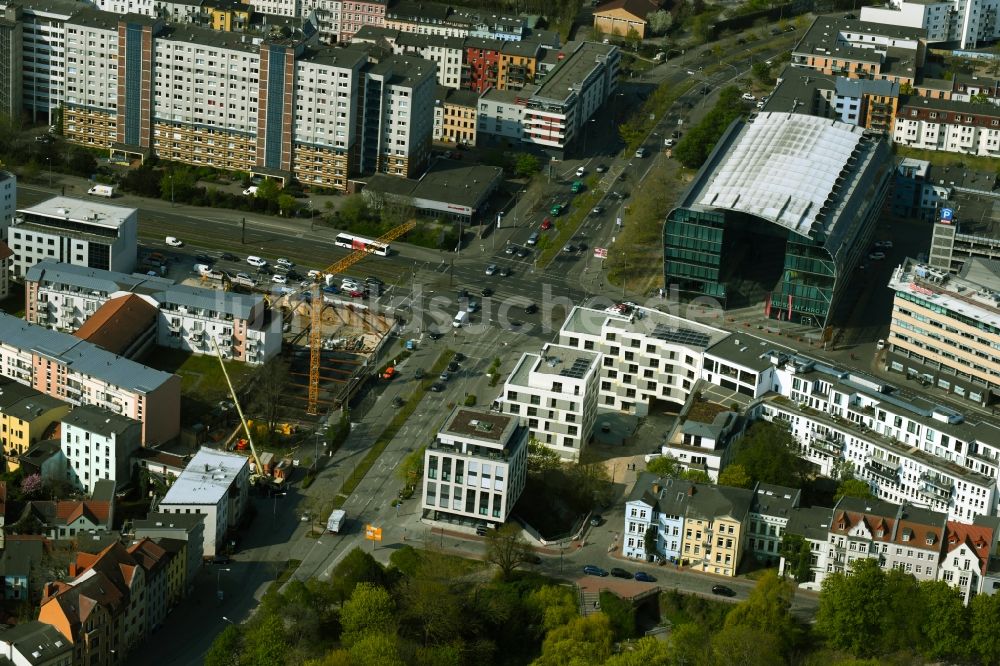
895,145,1000,174
146,348,254,399
0,282,26,318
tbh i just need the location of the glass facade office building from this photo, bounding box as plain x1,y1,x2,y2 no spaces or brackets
664,112,892,329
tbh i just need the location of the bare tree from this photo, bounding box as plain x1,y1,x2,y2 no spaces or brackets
485,523,531,580
249,356,290,435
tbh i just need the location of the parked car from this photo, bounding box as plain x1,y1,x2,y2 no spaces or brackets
540,217,553,230
563,244,576,253
453,352,465,362
165,236,183,247
610,567,631,579
515,247,530,259
447,361,460,372
414,368,425,379
571,180,584,193
741,93,756,101
576,166,586,177
634,571,656,582
220,252,240,262
868,251,886,261
524,303,538,314
712,585,736,597
276,258,294,268
430,382,445,392
583,565,609,577
481,287,494,297
595,164,607,173
392,396,405,407
271,274,287,284
485,264,498,276
590,515,603,527
499,267,510,277
439,371,451,381
505,245,518,255
246,255,267,267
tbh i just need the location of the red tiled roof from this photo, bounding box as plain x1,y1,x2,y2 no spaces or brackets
128,538,169,575
944,520,993,575
72,294,157,356
0,241,13,262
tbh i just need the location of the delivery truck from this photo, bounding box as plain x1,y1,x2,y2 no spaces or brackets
87,184,114,198
327,509,347,533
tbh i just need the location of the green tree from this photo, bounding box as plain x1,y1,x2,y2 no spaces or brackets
240,612,288,666
160,167,198,203
21,160,40,182
751,61,773,85
618,119,645,150
670,622,712,666
834,478,875,502
339,194,371,226
718,463,752,488
330,548,386,604
255,178,281,202
731,420,806,487
348,632,406,666
533,613,614,665
397,445,426,488
971,592,1000,664
525,585,579,633
277,193,299,217
66,149,97,177
485,522,532,580
599,591,636,640
712,624,784,666
527,439,561,476
645,455,679,477
778,534,812,582
602,636,671,665
643,525,658,558
514,153,541,177
398,570,464,646
919,580,969,661
624,26,641,50
646,9,673,35
340,583,396,646
724,570,799,654
679,469,712,483
204,624,242,666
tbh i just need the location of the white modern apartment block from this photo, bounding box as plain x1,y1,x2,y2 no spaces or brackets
861,0,999,48
2,0,77,124
9,197,138,279
61,404,142,494
721,341,1000,522
24,261,282,364
893,96,1000,157
392,32,465,89
522,41,618,154
422,407,529,527
92,0,156,16
158,447,250,557
478,86,530,144
251,0,301,17
558,305,729,415
499,343,600,461
0,170,15,238
661,395,743,481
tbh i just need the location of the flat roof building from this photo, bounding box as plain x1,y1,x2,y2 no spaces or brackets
363,159,503,222
664,112,893,328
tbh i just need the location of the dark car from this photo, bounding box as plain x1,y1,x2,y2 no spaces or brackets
611,567,631,579
220,252,240,262
430,383,445,392
634,571,656,583
211,555,232,565
429,332,443,340
481,287,494,297
499,267,510,277
505,245,518,256
439,371,451,381
712,585,736,597
457,288,469,299
414,368,425,380
524,303,538,314
447,361,460,372
365,276,384,285
453,352,465,362
515,247,530,258
195,254,214,264
590,515,603,527
583,565,609,577
392,396,405,407
286,269,302,281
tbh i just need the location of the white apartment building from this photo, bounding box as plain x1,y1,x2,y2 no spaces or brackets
661,394,742,481
861,0,999,48
251,0,301,16
521,41,618,154
558,305,729,415
61,404,142,494
623,473,687,562
422,407,529,527
92,0,156,16
939,519,995,602
893,96,1000,157
478,86,529,144
1,0,76,124
499,344,600,461
391,32,465,89
0,312,180,445
158,447,250,557
9,197,138,279
25,261,281,364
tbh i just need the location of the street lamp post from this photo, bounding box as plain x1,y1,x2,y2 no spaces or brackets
222,616,235,625
46,158,51,188
216,567,231,602
309,200,315,231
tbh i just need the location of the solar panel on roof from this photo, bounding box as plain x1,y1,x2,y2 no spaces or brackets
651,324,711,348
560,357,592,379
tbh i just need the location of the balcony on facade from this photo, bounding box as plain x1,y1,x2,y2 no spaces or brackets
865,458,901,483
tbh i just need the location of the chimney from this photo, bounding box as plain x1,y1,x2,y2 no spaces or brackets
652,482,661,495
68,562,78,578
687,485,696,496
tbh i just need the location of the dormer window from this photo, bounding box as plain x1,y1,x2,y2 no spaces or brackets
876,529,884,538
903,533,910,542
838,522,845,529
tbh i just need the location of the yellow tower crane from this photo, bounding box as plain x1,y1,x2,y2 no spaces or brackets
210,338,264,481
306,220,415,415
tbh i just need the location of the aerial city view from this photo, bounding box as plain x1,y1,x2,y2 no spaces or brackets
1,0,1000,663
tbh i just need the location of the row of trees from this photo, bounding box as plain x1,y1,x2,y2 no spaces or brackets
673,86,747,169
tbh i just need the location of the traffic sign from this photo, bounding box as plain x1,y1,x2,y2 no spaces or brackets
365,524,383,541
594,247,608,259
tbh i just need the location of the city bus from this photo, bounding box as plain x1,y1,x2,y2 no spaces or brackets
334,233,390,256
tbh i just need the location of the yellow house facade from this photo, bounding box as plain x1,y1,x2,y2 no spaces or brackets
679,485,753,577
0,382,69,470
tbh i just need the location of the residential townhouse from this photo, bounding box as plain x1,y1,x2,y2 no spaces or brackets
661,392,742,481
60,10,435,190
860,0,1000,49
126,538,169,636
477,86,531,145
19,440,69,483
886,258,1000,404
433,86,478,145
422,407,529,528
893,95,1000,157
0,379,69,469
145,536,187,608
499,344,600,461
623,474,689,563
61,405,142,495
9,197,138,279
558,305,729,415
497,39,540,91
70,294,159,360
939,519,994,602
0,312,181,446
0,620,73,666
392,33,465,89
132,511,205,597
22,479,115,540
748,483,801,566
791,17,926,86
464,36,501,92
25,261,281,365
384,0,470,38
157,447,249,557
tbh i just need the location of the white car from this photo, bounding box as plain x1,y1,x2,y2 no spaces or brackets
664,138,675,148
485,264,497,276
576,166,586,177
868,251,886,261
246,255,267,268
874,240,893,249
756,101,765,109
276,258,294,268
165,236,183,247
307,269,322,280
243,186,258,196
341,280,361,291
194,263,212,276
742,93,756,102
271,274,287,285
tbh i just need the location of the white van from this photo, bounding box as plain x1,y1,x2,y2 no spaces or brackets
87,184,114,198
453,310,469,328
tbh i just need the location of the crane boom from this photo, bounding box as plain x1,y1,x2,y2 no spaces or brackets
306,220,415,415
210,338,263,479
